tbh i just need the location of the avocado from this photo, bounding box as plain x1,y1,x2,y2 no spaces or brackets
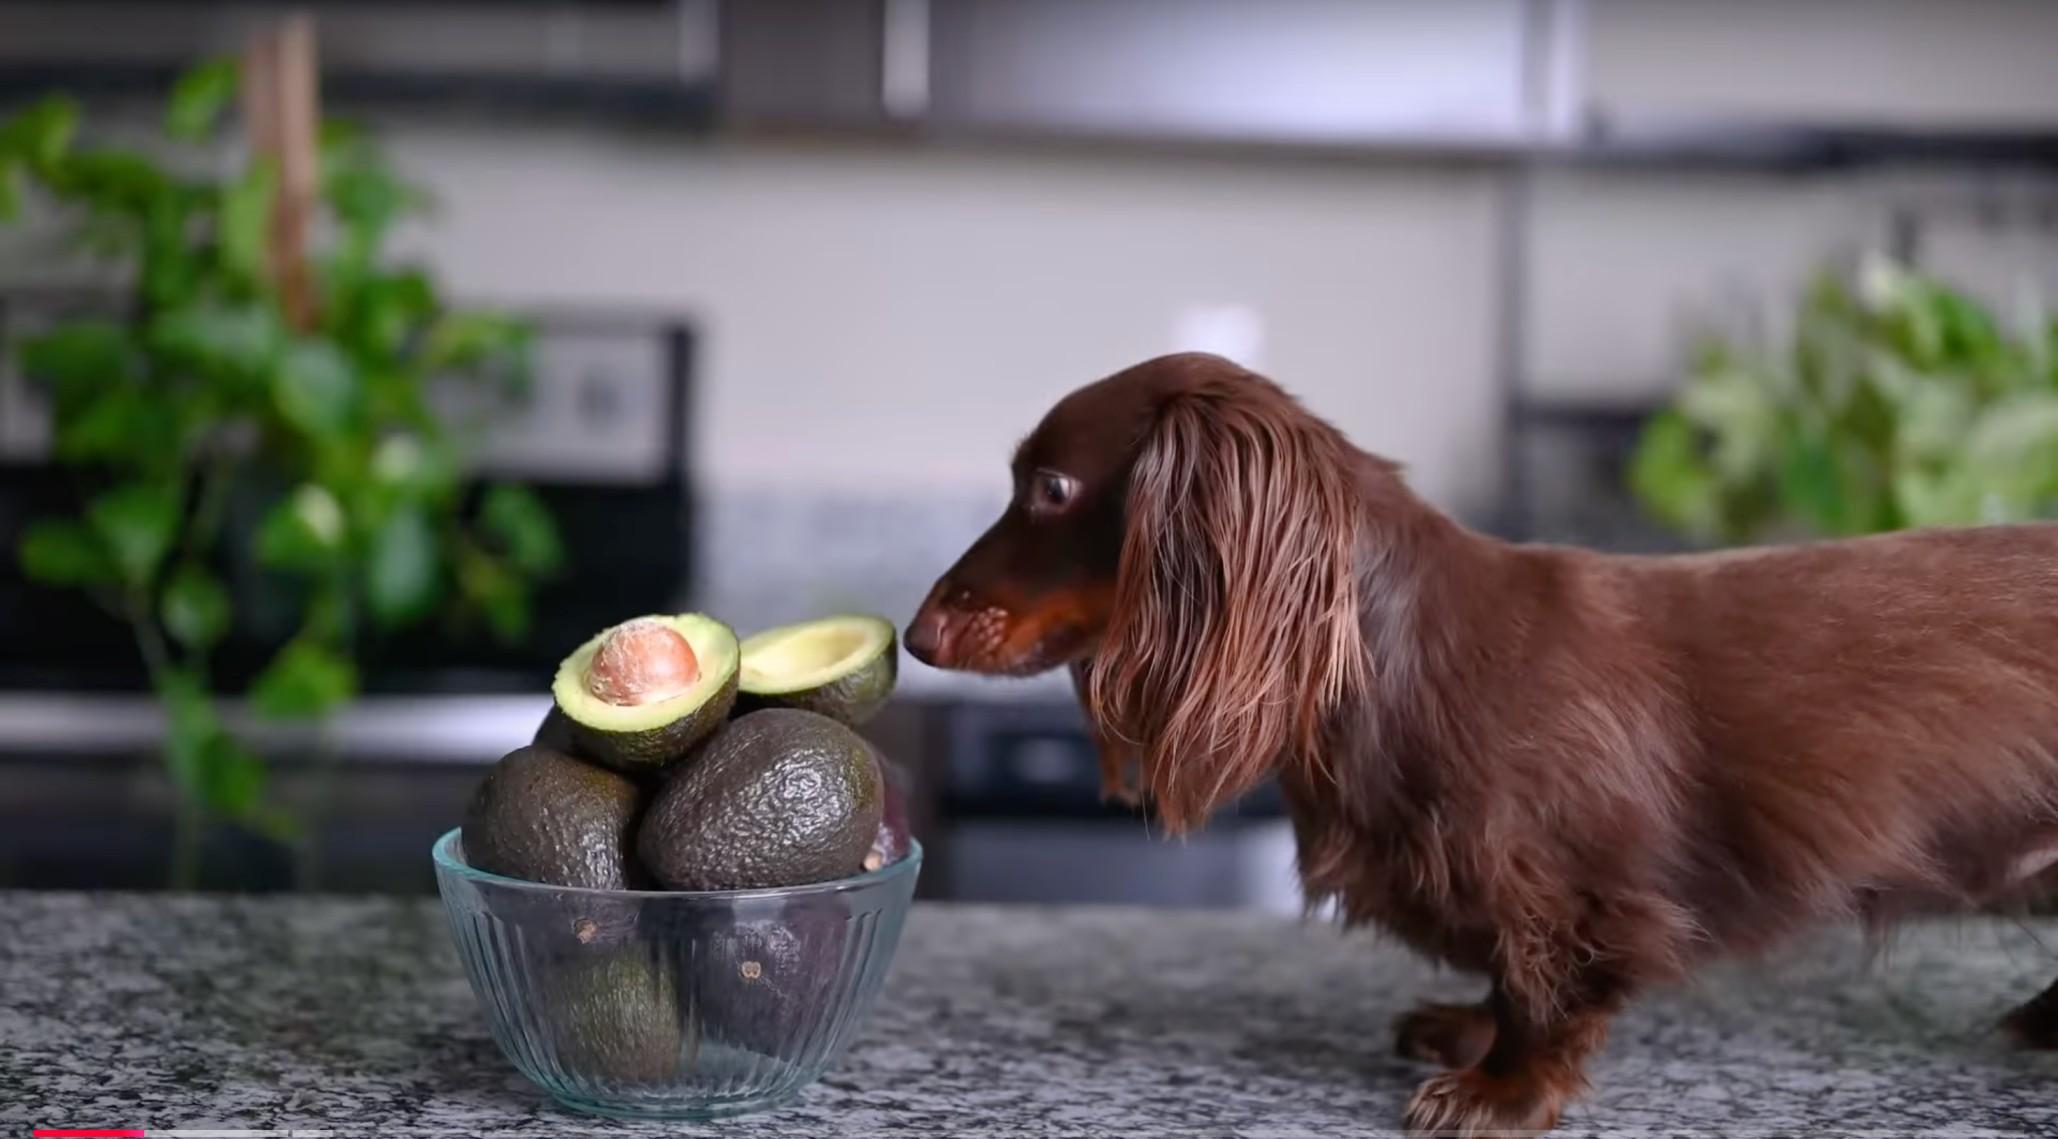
543,948,681,1084
462,745,645,890
532,704,582,757
636,708,884,890
867,756,914,871
552,613,740,773
736,614,897,726
694,911,843,1059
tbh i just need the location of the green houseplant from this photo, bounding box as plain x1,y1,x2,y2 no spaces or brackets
1630,254,2058,545
0,63,562,883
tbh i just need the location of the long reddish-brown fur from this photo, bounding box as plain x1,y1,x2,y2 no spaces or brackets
907,352,2058,1136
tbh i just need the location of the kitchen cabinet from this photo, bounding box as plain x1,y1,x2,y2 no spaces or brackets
1586,0,2058,131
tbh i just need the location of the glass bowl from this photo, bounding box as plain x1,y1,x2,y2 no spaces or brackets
432,828,921,1120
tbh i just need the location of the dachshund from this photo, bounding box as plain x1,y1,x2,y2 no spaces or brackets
905,351,2058,1136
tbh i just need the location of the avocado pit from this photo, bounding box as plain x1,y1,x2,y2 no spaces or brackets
586,617,700,706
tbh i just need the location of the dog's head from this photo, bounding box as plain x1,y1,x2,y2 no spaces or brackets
906,352,1367,829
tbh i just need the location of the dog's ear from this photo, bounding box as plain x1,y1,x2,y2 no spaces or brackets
1081,380,1365,832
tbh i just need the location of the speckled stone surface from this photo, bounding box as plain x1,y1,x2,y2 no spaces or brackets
2,893,2054,1137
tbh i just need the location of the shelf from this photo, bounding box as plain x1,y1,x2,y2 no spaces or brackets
1509,397,1663,434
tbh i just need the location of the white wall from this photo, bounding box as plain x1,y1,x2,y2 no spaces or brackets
1528,170,1870,400
383,128,1504,510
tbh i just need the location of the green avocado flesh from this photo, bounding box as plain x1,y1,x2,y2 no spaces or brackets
461,745,645,890
553,613,740,772
736,614,897,727
637,708,884,891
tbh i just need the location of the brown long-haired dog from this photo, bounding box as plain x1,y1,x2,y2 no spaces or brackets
906,352,2058,1136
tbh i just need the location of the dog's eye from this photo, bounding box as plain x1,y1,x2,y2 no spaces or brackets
1027,470,1077,514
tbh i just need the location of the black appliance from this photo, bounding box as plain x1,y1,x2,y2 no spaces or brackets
932,697,1306,912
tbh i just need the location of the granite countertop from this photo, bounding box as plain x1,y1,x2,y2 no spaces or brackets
3,893,2055,1137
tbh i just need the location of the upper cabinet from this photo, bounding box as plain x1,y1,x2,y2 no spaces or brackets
1585,0,2058,131
1,0,2053,158
924,0,1561,147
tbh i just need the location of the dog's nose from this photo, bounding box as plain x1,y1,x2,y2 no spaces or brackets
904,604,951,666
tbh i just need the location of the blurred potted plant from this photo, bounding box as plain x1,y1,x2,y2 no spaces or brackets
0,58,562,886
1630,254,2058,544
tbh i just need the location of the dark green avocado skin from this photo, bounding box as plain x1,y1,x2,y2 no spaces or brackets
566,668,739,774
695,910,842,1058
637,709,883,890
543,948,681,1084
531,704,583,756
870,756,914,867
462,745,647,890
737,631,897,727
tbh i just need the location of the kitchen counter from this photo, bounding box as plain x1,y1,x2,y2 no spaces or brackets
3,893,2054,1137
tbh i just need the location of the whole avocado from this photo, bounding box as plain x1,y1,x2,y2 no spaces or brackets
542,949,681,1083
868,756,914,869
531,704,583,757
462,745,646,890
637,709,883,890
697,911,843,1058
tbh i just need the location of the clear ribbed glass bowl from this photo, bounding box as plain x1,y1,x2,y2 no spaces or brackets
432,828,921,1120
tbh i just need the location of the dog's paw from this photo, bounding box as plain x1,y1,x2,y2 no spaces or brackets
1404,1069,1561,1138
1394,1002,1497,1069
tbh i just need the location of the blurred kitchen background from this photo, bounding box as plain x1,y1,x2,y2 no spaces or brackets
1,0,2054,910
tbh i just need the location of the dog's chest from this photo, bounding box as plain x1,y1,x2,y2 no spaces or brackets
1281,778,1498,972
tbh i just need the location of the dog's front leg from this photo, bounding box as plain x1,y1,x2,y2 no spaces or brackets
1394,999,1497,1069
1402,983,1619,1138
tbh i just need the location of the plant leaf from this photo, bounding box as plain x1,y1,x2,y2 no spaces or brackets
53,148,172,214
250,639,357,720
159,665,218,801
365,503,440,628
256,484,345,571
458,549,530,644
3,96,78,173
246,805,301,844
1627,409,1721,539
425,311,531,373
140,191,200,308
202,733,266,816
1774,429,1850,536
370,433,459,503
325,156,428,253
87,482,180,588
346,269,437,359
159,664,270,819
151,302,283,387
53,386,183,470
18,519,116,586
479,483,563,576
0,157,19,221
163,565,232,650
1965,392,2058,462
19,321,136,393
219,159,277,288
273,340,362,437
166,58,238,141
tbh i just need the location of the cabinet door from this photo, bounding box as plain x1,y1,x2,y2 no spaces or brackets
930,0,1540,145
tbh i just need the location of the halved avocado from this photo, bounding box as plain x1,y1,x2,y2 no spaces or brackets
552,613,740,773
736,614,897,726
